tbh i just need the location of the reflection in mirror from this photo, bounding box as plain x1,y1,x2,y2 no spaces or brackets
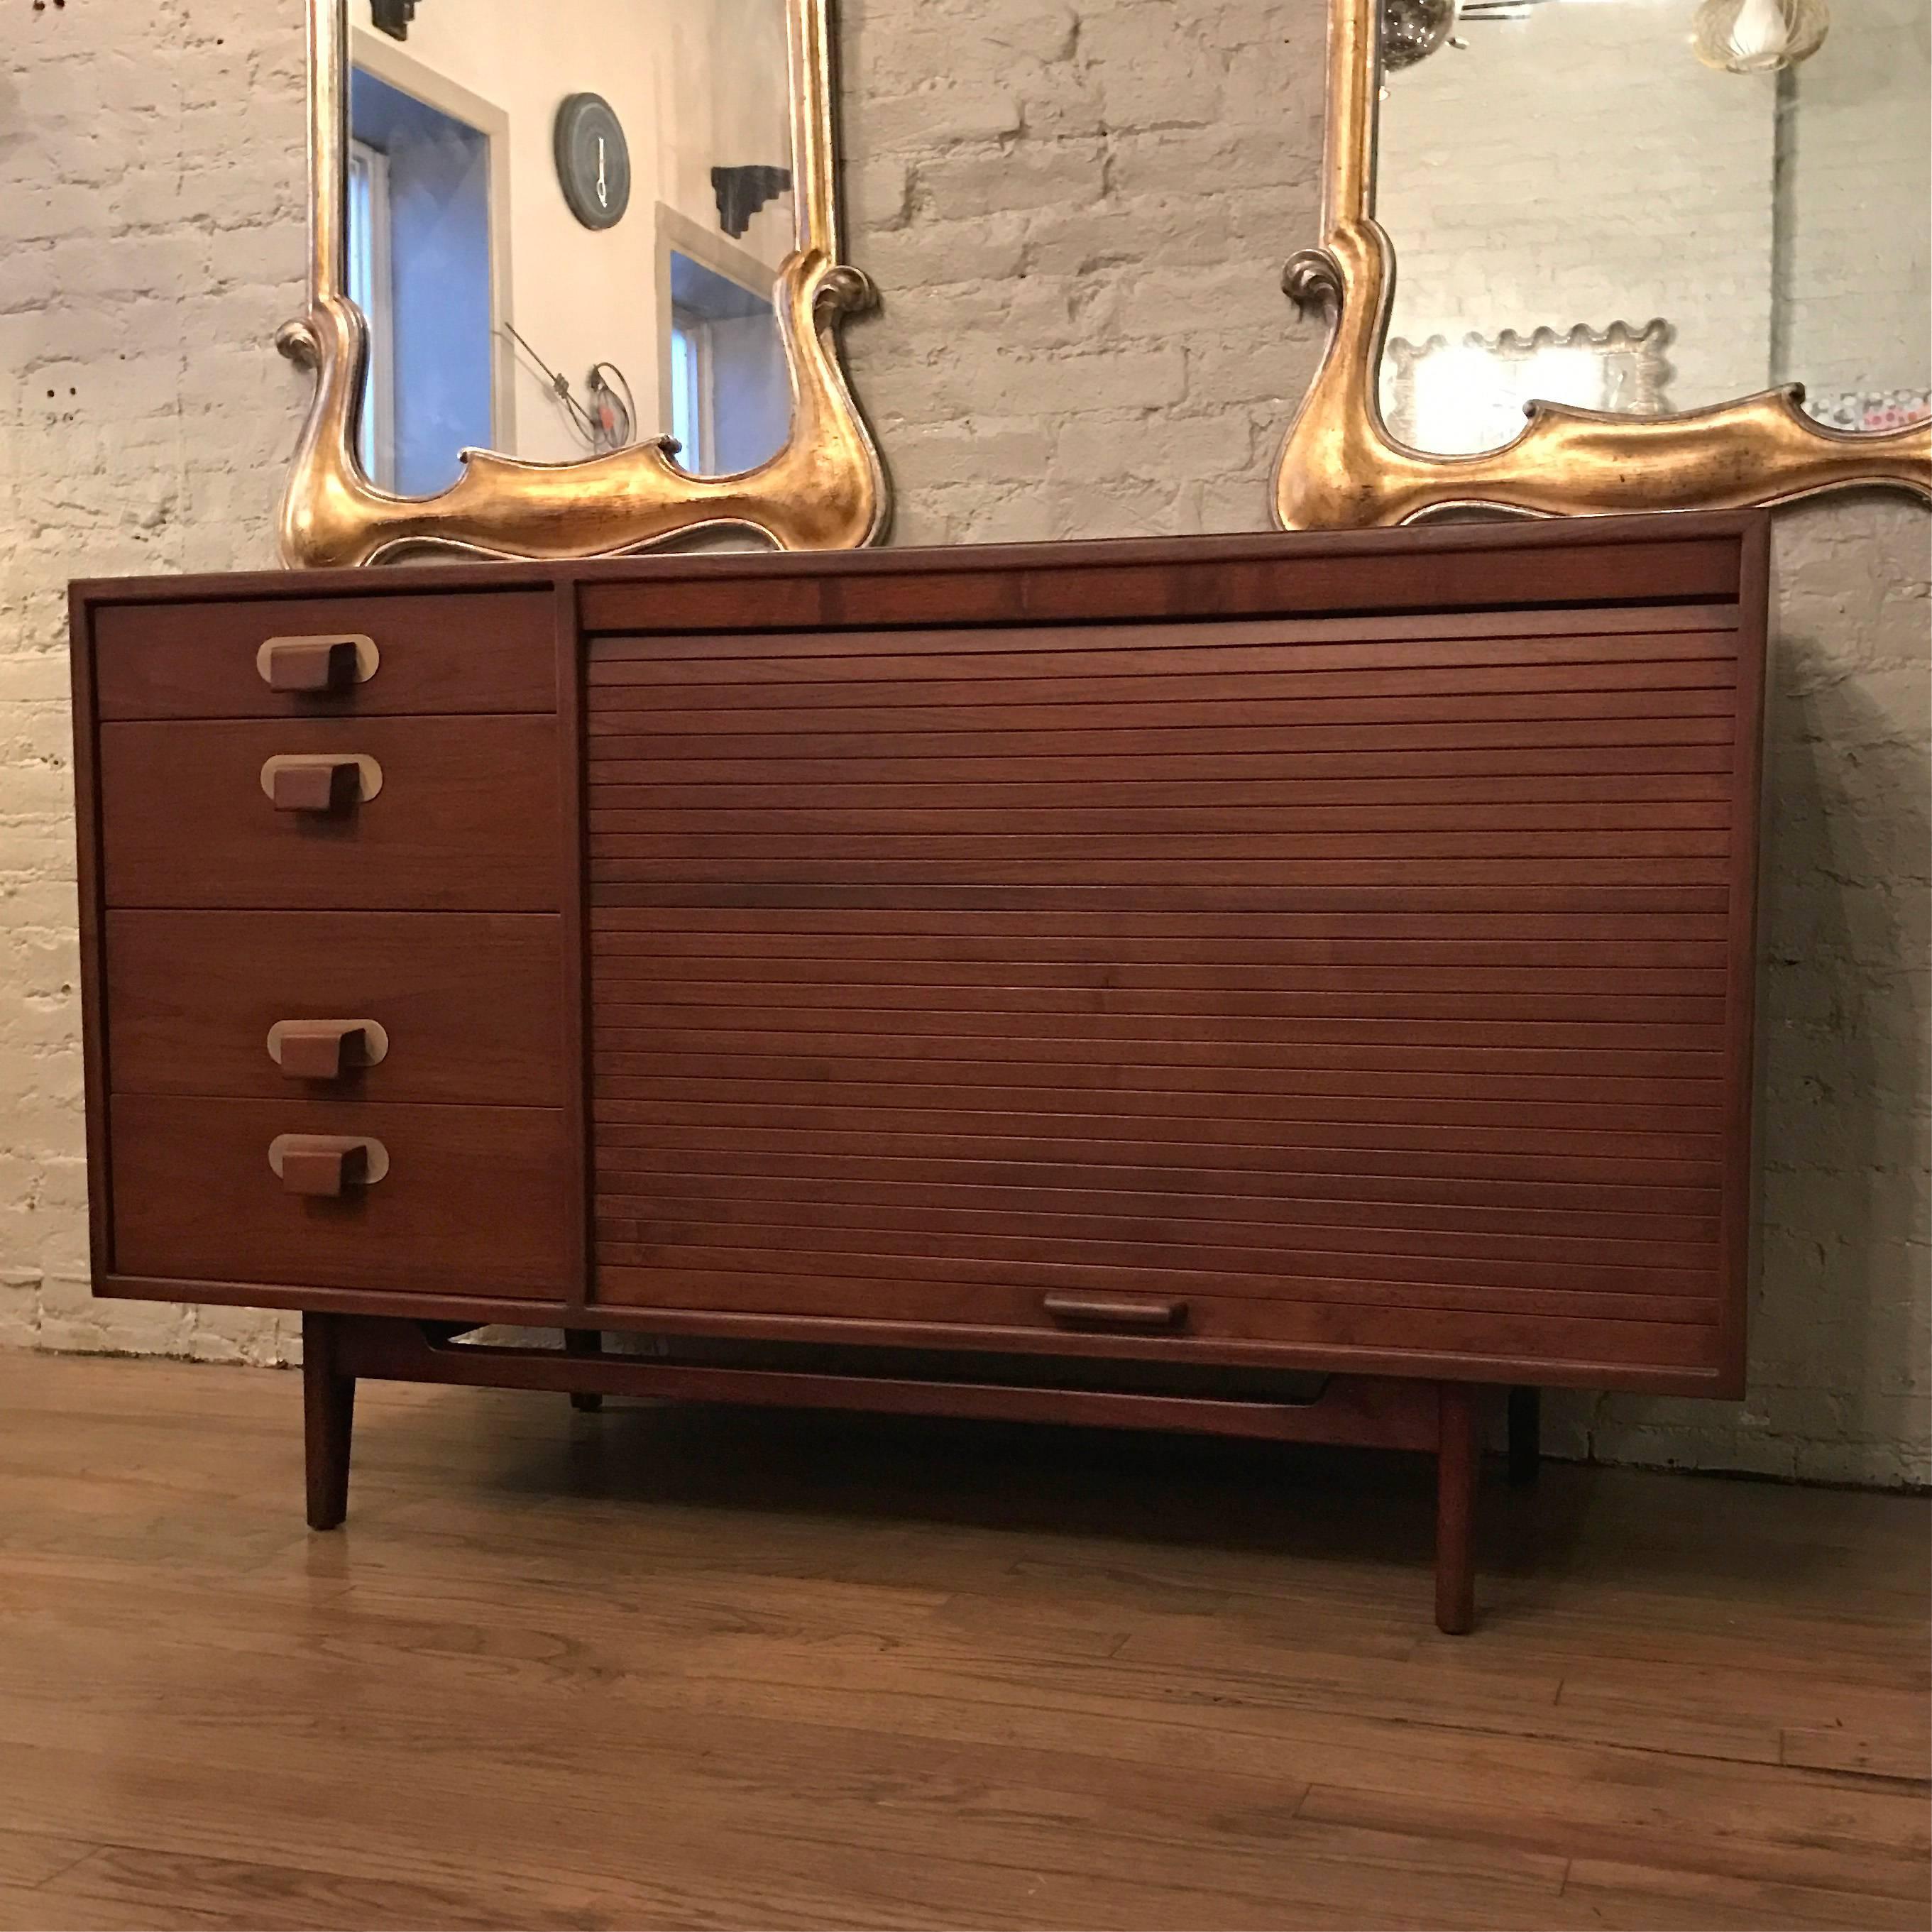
344,0,797,494
1373,0,1930,456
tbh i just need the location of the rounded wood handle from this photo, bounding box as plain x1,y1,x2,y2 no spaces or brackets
267,1019,390,1080
268,1134,389,1197
260,754,383,813
257,633,377,692
1042,1292,1187,1331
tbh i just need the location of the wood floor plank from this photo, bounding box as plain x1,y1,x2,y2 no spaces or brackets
1560,1855,1932,1931
0,1875,256,1932
1295,1780,1931,1906
1782,1723,1932,1782
0,1828,97,1891
33,1845,528,1932
0,1351,1923,1932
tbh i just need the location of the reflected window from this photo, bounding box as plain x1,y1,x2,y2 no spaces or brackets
342,1,799,485
1384,321,1675,456
664,248,787,475
347,66,496,497
346,138,396,488
669,310,713,471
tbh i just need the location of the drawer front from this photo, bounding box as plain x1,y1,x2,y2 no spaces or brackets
110,1094,571,1298
91,591,555,720
106,911,567,1107
99,715,561,911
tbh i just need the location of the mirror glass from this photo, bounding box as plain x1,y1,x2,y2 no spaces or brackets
1373,0,1931,455
344,0,798,495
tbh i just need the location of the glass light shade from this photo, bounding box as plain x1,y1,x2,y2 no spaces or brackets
1382,0,1461,73
1693,0,1831,75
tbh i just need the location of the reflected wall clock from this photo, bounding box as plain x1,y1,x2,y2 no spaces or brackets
554,92,632,230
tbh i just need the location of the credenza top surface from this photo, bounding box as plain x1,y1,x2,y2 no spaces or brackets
70,511,1769,619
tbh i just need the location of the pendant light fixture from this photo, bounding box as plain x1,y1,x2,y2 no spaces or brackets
1382,0,1463,72
1692,0,1831,75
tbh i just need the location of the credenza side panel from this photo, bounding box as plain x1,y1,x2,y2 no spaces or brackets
583,588,1761,1391
1716,515,1772,1396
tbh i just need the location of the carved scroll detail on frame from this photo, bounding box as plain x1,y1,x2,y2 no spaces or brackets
278,1,886,566
1272,0,1932,531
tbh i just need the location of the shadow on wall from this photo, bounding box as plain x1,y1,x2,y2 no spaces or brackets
1549,500,1931,1484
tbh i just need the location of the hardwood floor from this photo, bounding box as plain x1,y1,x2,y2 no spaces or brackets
0,1351,1924,1931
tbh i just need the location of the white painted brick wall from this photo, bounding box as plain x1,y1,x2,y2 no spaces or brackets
1376,0,1779,412
1781,0,1931,397
1,0,313,1370
2,0,1926,1487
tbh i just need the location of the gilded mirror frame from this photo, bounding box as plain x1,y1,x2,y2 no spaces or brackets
277,0,885,566
1273,0,1932,530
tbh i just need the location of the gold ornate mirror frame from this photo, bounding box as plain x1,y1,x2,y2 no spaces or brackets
278,0,884,566
1273,0,1932,531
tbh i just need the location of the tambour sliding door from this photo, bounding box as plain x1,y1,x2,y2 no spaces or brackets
581,550,1762,1395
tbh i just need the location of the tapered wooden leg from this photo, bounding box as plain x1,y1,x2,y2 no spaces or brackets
302,1312,355,1531
566,1329,603,1412
1507,1385,1541,1486
1434,1382,1480,1635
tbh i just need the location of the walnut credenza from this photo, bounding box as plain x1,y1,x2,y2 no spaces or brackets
70,515,1769,1632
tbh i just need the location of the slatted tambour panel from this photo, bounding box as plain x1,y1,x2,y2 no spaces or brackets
586,600,1749,1385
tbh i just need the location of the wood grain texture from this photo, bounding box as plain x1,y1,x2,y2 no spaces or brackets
554,577,593,1315
90,589,555,720
70,508,1750,603
1435,1381,1480,1634
585,588,1758,1389
97,716,561,912
109,1095,571,1300
330,1319,1450,1454
68,585,116,1297
104,911,568,1106
575,529,1745,632
301,1311,353,1530
69,520,1767,1422
583,605,1742,679
0,1350,1923,1931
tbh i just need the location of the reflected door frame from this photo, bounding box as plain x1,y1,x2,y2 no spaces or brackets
653,199,786,466
345,136,396,488
348,23,518,463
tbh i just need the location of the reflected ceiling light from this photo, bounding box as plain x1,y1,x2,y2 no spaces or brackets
1692,0,1831,73
1382,0,1463,70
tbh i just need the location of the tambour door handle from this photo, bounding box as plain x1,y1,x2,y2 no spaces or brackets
1042,1293,1187,1332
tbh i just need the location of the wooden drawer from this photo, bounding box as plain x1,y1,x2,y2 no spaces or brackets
98,715,561,911
90,591,555,720
110,1094,571,1299
105,911,567,1107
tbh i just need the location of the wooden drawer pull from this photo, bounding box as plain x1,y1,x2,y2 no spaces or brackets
266,1019,390,1080
1042,1292,1187,1332
261,754,383,813
268,1133,389,1197
257,634,378,693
